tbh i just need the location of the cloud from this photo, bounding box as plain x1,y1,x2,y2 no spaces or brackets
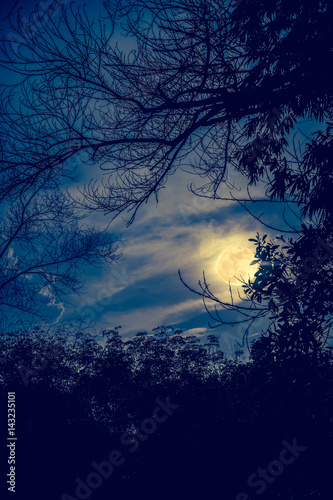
66,167,270,337
39,285,65,323
104,298,204,335
71,182,263,337
7,247,18,265
181,327,209,337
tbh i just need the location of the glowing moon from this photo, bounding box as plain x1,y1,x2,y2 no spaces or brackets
217,245,257,286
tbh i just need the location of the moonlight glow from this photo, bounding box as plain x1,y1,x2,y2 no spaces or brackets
217,245,257,286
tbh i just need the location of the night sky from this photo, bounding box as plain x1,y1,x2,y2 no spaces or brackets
0,0,323,353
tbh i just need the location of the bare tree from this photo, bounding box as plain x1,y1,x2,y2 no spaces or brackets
0,184,119,332
0,3,126,331
1,0,331,225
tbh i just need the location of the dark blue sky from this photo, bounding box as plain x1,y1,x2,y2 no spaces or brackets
0,0,322,356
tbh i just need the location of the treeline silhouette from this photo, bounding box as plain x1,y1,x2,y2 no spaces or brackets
1,325,332,500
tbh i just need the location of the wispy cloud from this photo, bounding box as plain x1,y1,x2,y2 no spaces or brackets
181,327,209,337
105,299,204,335
69,169,266,338
40,286,65,323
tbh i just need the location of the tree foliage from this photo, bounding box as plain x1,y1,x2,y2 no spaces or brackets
1,325,332,499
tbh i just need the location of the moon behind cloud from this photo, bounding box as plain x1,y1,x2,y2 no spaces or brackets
217,245,256,286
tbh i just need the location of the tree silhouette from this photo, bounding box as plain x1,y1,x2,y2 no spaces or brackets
0,186,119,331
1,325,332,500
0,4,122,331
180,225,333,361
1,0,331,223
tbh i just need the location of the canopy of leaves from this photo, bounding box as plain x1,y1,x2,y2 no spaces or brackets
1,325,332,499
